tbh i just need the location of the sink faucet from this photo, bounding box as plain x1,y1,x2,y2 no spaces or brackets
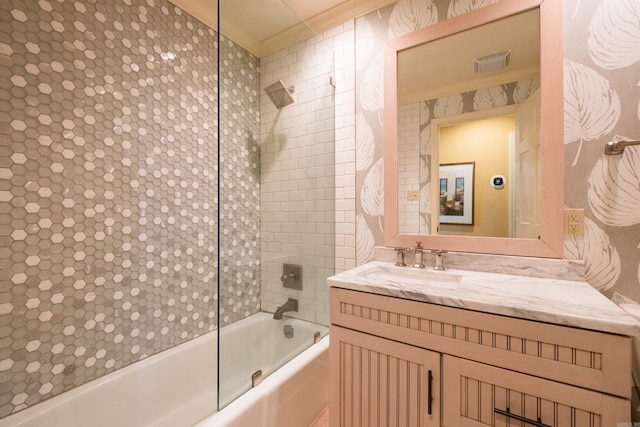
413,242,425,268
273,298,298,320
432,250,447,270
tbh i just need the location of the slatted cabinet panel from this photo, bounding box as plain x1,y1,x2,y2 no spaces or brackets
330,287,630,398
442,355,628,427
330,325,441,427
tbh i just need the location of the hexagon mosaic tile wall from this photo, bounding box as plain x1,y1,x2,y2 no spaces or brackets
218,35,261,327
0,0,261,417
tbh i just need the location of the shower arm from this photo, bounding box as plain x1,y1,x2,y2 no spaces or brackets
604,139,640,155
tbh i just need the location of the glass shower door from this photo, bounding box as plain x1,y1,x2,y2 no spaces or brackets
217,0,335,410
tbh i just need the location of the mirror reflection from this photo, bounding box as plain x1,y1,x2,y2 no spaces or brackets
396,8,541,238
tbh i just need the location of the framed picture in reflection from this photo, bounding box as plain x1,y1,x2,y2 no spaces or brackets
439,162,474,225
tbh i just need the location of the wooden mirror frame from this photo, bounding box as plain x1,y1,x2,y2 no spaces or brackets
383,0,563,258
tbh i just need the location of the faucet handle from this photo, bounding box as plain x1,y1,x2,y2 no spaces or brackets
281,272,296,281
394,247,408,266
431,250,447,270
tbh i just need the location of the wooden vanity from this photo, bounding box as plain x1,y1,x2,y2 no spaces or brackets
328,262,640,427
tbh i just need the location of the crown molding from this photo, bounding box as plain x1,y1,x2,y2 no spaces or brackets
296,0,397,33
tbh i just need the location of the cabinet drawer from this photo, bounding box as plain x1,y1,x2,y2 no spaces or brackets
330,287,631,397
443,355,629,426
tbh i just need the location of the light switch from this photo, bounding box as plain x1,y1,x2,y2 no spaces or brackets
407,190,419,201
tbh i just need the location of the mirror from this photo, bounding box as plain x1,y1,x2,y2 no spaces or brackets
401,9,540,238
384,0,564,258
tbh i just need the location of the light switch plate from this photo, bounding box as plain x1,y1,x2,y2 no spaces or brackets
407,190,419,201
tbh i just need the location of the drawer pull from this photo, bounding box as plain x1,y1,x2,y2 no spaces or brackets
427,370,433,415
494,408,551,427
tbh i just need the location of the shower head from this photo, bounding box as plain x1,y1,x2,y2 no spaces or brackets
264,80,295,109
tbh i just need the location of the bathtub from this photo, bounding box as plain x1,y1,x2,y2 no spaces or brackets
0,313,329,427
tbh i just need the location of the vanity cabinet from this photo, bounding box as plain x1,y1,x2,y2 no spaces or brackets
329,287,632,426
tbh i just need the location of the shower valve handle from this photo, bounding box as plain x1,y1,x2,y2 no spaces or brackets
281,272,296,281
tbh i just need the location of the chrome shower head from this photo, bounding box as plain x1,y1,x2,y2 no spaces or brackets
263,80,295,109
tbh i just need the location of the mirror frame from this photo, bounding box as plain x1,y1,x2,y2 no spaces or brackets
383,0,563,258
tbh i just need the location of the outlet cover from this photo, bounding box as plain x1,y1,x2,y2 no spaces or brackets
564,208,584,236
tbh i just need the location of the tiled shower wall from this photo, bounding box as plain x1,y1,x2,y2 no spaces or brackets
218,34,261,326
259,33,336,326
0,0,261,417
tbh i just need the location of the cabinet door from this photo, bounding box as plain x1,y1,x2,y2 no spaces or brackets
443,355,629,427
330,325,441,427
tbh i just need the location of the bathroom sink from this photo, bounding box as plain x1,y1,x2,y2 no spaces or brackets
356,264,461,288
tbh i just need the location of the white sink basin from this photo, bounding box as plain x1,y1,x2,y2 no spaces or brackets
357,264,461,288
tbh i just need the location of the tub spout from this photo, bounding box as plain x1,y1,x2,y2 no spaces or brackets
273,298,298,320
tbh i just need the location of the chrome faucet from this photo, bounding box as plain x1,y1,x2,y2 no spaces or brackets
432,250,447,270
273,298,298,320
412,242,425,268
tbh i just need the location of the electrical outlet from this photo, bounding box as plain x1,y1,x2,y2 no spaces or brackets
564,208,584,235
407,190,419,201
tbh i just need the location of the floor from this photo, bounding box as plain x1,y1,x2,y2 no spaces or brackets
309,405,329,427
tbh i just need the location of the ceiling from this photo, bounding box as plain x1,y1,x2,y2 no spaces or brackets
398,8,540,104
168,0,396,57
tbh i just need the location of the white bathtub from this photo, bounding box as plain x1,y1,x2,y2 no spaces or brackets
0,313,329,427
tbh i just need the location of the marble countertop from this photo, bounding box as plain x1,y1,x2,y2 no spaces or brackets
328,261,640,336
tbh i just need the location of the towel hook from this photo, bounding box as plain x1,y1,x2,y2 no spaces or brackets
604,139,640,155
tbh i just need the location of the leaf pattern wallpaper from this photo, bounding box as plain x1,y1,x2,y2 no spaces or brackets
355,0,640,306
565,0,640,307
564,60,620,166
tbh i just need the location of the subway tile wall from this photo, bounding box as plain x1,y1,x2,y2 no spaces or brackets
259,32,338,326
397,103,421,234
0,0,263,417
332,21,357,275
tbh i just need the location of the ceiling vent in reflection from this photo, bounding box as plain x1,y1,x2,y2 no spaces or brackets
264,80,295,109
474,50,511,74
